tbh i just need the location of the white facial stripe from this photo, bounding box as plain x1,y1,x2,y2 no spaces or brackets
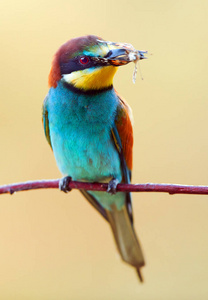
62,73,75,84
62,68,95,84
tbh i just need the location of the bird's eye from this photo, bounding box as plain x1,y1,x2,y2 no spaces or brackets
79,56,90,65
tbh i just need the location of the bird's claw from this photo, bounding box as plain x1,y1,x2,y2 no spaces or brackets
107,178,119,195
59,176,72,193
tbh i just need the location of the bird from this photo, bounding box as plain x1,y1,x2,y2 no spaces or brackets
42,35,145,281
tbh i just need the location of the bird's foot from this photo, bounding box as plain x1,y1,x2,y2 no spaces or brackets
59,176,72,193
107,178,119,195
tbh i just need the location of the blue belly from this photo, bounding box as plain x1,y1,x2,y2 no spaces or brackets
50,121,122,182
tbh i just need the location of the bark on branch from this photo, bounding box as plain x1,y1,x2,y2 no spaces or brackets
0,179,208,196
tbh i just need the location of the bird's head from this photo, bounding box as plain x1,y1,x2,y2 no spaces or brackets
49,35,146,92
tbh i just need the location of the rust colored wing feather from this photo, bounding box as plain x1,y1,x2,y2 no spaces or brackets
114,92,133,171
110,94,145,279
111,91,134,223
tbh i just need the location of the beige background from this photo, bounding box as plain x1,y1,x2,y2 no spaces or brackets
0,0,208,299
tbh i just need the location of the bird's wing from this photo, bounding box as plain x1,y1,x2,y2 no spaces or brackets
111,92,134,223
79,190,108,221
112,92,133,180
107,93,145,278
42,96,52,149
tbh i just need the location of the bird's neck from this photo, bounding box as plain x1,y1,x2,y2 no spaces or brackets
62,79,114,96
49,81,119,126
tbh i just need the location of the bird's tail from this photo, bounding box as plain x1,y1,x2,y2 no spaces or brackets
106,204,145,282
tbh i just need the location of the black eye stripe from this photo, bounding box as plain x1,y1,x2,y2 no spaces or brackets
60,56,109,75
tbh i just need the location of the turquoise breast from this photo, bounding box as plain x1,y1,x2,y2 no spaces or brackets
46,81,122,183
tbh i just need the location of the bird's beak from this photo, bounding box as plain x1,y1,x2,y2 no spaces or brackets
104,43,148,67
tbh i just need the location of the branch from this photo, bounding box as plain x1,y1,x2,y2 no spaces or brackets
0,179,208,196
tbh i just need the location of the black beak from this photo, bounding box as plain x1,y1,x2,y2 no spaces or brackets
105,48,133,66
91,39,148,67
104,48,148,66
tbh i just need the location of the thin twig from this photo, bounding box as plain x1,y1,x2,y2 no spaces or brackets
0,179,208,195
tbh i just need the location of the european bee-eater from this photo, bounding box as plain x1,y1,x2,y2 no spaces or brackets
42,35,146,281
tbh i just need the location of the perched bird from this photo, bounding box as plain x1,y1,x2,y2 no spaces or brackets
42,35,146,281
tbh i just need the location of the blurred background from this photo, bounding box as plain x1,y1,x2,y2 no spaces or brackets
0,0,208,299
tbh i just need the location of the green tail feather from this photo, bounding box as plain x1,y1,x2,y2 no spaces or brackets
106,204,145,282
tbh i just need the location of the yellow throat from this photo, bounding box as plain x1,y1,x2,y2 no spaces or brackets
62,66,118,90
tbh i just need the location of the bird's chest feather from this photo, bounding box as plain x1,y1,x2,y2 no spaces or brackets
47,83,122,181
